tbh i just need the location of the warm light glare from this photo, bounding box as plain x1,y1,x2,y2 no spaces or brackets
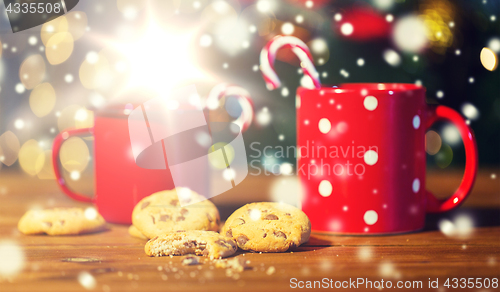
107,20,208,94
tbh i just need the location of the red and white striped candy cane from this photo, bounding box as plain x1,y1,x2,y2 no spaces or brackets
260,35,321,90
206,83,254,132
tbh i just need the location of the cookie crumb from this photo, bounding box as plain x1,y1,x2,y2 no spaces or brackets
182,255,201,266
266,266,276,275
214,256,249,273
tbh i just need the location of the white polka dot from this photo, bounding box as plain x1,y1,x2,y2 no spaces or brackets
412,178,420,193
364,210,378,225
412,115,420,129
318,180,333,197
363,96,378,111
364,150,378,165
318,118,332,134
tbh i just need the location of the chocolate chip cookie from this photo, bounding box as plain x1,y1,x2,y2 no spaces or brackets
221,202,311,252
145,231,237,259
18,208,107,235
132,188,220,239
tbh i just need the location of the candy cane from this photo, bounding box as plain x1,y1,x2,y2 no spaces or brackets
260,35,321,90
206,83,254,132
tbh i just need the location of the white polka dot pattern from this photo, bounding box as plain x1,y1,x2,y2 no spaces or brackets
413,115,420,129
364,150,378,165
364,210,378,225
412,178,420,193
363,96,378,111
318,180,333,197
318,118,332,134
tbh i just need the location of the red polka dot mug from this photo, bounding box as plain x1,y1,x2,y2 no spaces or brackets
296,83,478,234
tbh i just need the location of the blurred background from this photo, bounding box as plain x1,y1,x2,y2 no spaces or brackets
0,0,498,190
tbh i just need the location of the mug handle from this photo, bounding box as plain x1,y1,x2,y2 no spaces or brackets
52,127,94,203
425,105,478,213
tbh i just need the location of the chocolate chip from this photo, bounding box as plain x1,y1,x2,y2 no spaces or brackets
141,201,150,210
180,208,189,216
235,218,245,225
170,199,179,206
237,235,249,246
184,241,196,248
264,214,279,220
43,222,52,228
274,231,287,239
226,229,233,238
176,216,185,222
285,213,291,216
151,216,156,224
206,214,213,222
159,214,170,222
263,233,267,238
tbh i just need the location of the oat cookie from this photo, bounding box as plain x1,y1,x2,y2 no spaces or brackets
132,188,220,239
145,231,237,259
18,208,106,235
128,225,148,240
221,202,311,252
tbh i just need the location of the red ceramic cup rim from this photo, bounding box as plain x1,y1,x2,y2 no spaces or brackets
299,83,425,94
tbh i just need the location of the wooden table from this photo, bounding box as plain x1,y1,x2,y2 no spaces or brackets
0,169,499,291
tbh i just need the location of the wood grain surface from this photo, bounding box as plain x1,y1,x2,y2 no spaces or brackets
0,168,499,292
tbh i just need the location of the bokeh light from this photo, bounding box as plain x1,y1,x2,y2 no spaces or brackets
461,103,480,120
58,105,94,131
281,22,294,35
40,16,68,45
393,15,428,53
208,142,235,169
270,177,299,206
308,38,330,64
117,0,146,20
480,47,498,71
442,124,461,145
29,83,56,118
18,139,45,176
0,131,21,166
373,0,395,11
37,150,56,180
419,0,455,54
0,241,25,277
59,137,90,173
383,49,401,66
425,130,442,155
487,37,500,53
45,32,74,65
79,50,113,89
256,107,272,127
78,271,97,290
65,11,88,41
19,54,46,90
435,143,453,168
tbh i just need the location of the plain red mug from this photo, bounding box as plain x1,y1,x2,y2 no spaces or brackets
52,103,179,224
297,83,478,234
